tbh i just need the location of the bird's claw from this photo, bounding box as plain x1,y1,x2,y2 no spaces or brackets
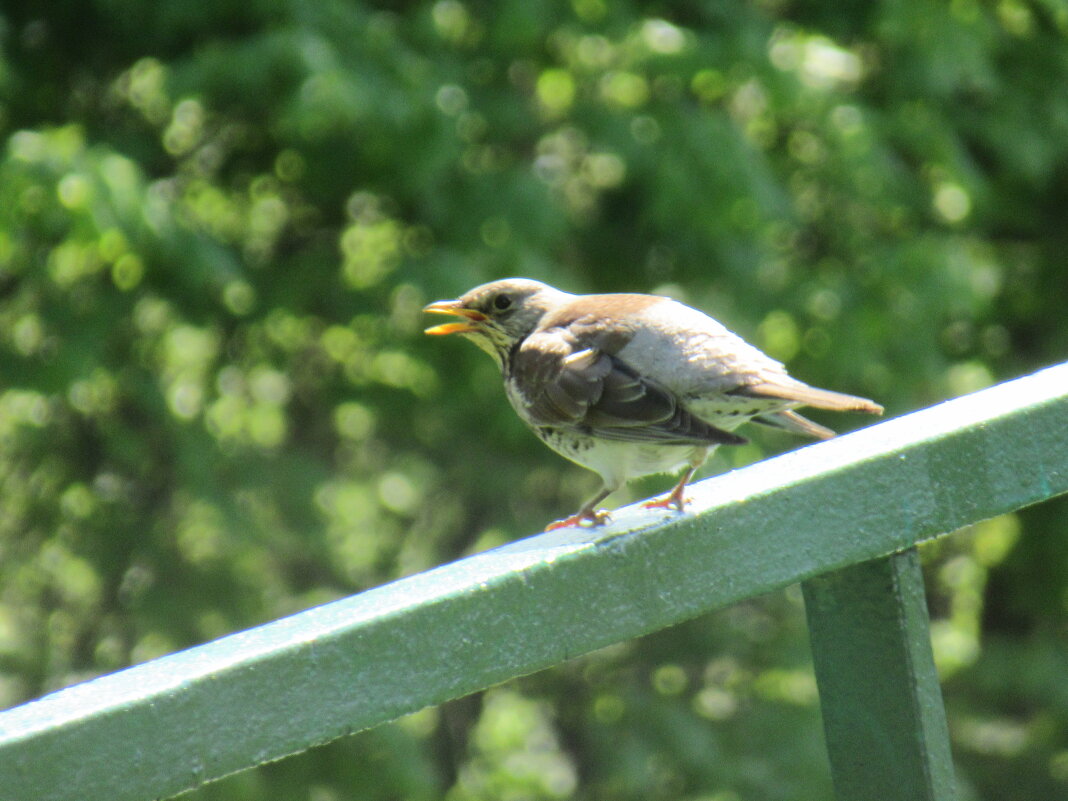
641,492,688,512
544,509,611,531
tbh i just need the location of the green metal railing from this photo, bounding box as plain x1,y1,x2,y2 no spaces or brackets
2,362,1067,801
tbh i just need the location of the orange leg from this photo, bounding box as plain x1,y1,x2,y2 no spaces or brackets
641,464,699,512
544,486,613,531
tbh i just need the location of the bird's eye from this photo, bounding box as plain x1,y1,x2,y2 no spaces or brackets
493,294,512,311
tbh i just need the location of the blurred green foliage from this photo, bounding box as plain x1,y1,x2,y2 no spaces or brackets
2,1,1067,799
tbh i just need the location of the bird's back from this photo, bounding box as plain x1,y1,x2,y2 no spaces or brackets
546,293,789,396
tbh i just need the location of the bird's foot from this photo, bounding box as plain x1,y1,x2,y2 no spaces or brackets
641,465,698,513
641,489,688,512
544,509,611,531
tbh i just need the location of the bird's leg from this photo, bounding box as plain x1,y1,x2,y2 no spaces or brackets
545,486,613,531
642,463,700,512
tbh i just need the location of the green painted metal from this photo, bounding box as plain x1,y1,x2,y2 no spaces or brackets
803,549,956,801
0,362,1066,801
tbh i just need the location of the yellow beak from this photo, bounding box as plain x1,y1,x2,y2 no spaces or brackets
422,300,488,335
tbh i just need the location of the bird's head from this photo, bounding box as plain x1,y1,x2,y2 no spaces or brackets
423,278,572,369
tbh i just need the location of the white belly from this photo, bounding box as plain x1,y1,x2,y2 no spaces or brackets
534,427,711,491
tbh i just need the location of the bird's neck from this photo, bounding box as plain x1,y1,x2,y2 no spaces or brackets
500,337,526,378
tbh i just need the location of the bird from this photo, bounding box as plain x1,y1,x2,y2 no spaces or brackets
424,278,883,530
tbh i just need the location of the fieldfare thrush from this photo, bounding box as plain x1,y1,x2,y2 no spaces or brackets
424,279,883,530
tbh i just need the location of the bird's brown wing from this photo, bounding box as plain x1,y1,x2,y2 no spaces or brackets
512,333,745,446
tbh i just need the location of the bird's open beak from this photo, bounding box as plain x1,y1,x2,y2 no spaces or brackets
422,300,488,335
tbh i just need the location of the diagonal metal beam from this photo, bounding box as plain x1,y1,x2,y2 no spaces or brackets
1,362,1066,801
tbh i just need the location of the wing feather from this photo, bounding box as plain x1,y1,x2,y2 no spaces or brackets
512,331,744,446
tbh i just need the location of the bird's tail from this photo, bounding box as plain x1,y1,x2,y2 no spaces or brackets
735,380,884,415
753,409,837,440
